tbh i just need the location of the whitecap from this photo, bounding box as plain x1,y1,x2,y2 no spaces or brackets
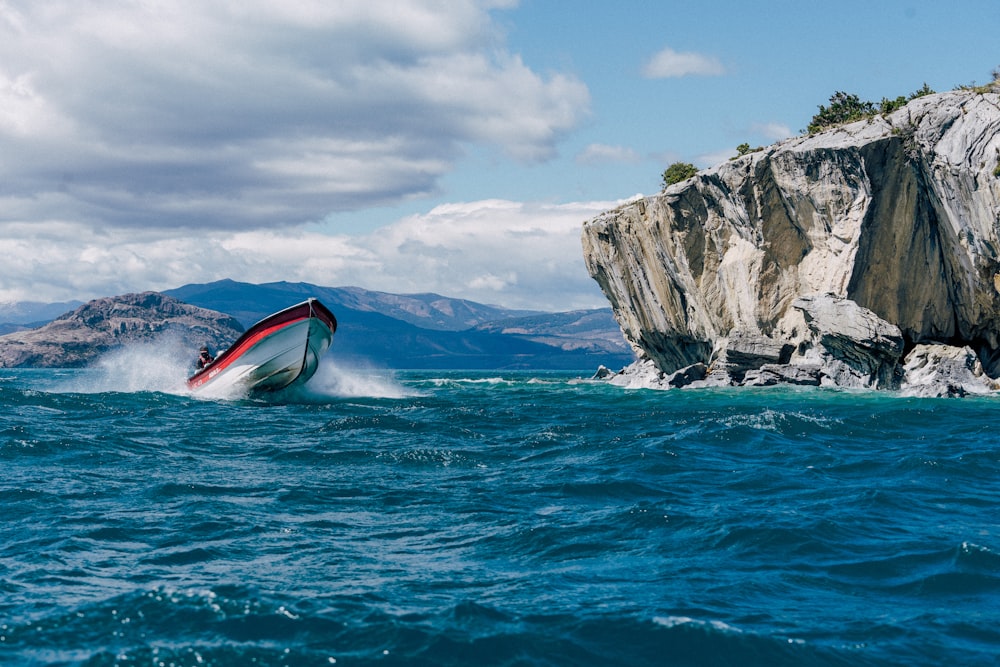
295,362,419,399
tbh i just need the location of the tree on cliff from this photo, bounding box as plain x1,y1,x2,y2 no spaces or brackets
662,162,698,188
807,92,875,134
809,85,937,133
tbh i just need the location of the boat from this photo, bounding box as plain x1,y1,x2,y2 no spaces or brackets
187,298,337,394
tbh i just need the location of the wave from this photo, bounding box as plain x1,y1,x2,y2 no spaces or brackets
3,587,880,667
291,363,419,400
5,370,1000,666
826,542,1000,596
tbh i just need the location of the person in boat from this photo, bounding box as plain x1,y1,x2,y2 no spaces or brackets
196,346,215,369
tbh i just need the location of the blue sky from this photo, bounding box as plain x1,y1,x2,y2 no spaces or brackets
0,0,997,310
449,0,998,203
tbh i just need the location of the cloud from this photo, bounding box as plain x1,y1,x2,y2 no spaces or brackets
0,199,624,311
642,46,725,79
0,1,589,231
576,144,643,165
750,121,793,142
696,148,738,169
359,199,618,309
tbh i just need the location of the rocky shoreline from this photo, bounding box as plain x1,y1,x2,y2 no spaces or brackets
595,294,997,398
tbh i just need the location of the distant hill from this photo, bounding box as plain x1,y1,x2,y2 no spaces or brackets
0,323,27,336
0,300,84,332
163,279,537,331
474,309,630,354
163,280,633,370
0,293,244,368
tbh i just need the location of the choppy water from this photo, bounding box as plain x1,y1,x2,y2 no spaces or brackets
2,351,999,666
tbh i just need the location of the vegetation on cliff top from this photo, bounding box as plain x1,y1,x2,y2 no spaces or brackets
661,162,698,188
806,84,936,134
659,67,1000,190
806,66,1000,135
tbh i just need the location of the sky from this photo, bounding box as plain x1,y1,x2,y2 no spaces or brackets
0,0,997,311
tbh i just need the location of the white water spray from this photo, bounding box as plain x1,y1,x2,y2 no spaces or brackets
54,338,194,395
51,337,415,400
294,362,418,400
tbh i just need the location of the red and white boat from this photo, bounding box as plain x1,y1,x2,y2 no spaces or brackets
187,298,337,395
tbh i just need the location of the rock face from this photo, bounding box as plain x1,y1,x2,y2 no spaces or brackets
0,292,245,368
582,87,1000,393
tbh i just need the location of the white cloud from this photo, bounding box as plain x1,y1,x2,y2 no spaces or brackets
0,199,626,311
355,199,622,309
0,1,589,231
576,144,643,165
697,148,738,169
642,46,725,79
0,3,606,313
751,122,793,141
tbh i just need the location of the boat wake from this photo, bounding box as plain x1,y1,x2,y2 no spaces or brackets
289,362,418,400
52,339,194,395
46,339,414,401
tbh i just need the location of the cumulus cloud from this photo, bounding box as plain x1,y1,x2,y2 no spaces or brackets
642,46,725,78
0,1,589,231
576,143,643,165
359,199,618,309
0,199,623,311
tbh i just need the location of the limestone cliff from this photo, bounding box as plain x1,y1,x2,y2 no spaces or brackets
0,292,245,368
582,87,1000,395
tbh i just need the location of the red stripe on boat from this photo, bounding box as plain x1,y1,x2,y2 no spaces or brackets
187,316,309,389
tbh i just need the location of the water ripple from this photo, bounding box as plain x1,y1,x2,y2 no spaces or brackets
1,370,999,665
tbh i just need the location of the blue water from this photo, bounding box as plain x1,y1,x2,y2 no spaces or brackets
2,352,1000,666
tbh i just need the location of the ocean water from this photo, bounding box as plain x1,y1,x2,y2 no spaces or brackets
2,350,1000,666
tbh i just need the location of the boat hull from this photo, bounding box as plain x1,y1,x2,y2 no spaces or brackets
187,299,336,395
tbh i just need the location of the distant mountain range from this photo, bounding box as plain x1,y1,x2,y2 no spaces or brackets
1,280,633,370
0,300,85,333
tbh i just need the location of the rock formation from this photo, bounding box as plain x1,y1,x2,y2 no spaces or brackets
0,292,245,368
582,87,1000,395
